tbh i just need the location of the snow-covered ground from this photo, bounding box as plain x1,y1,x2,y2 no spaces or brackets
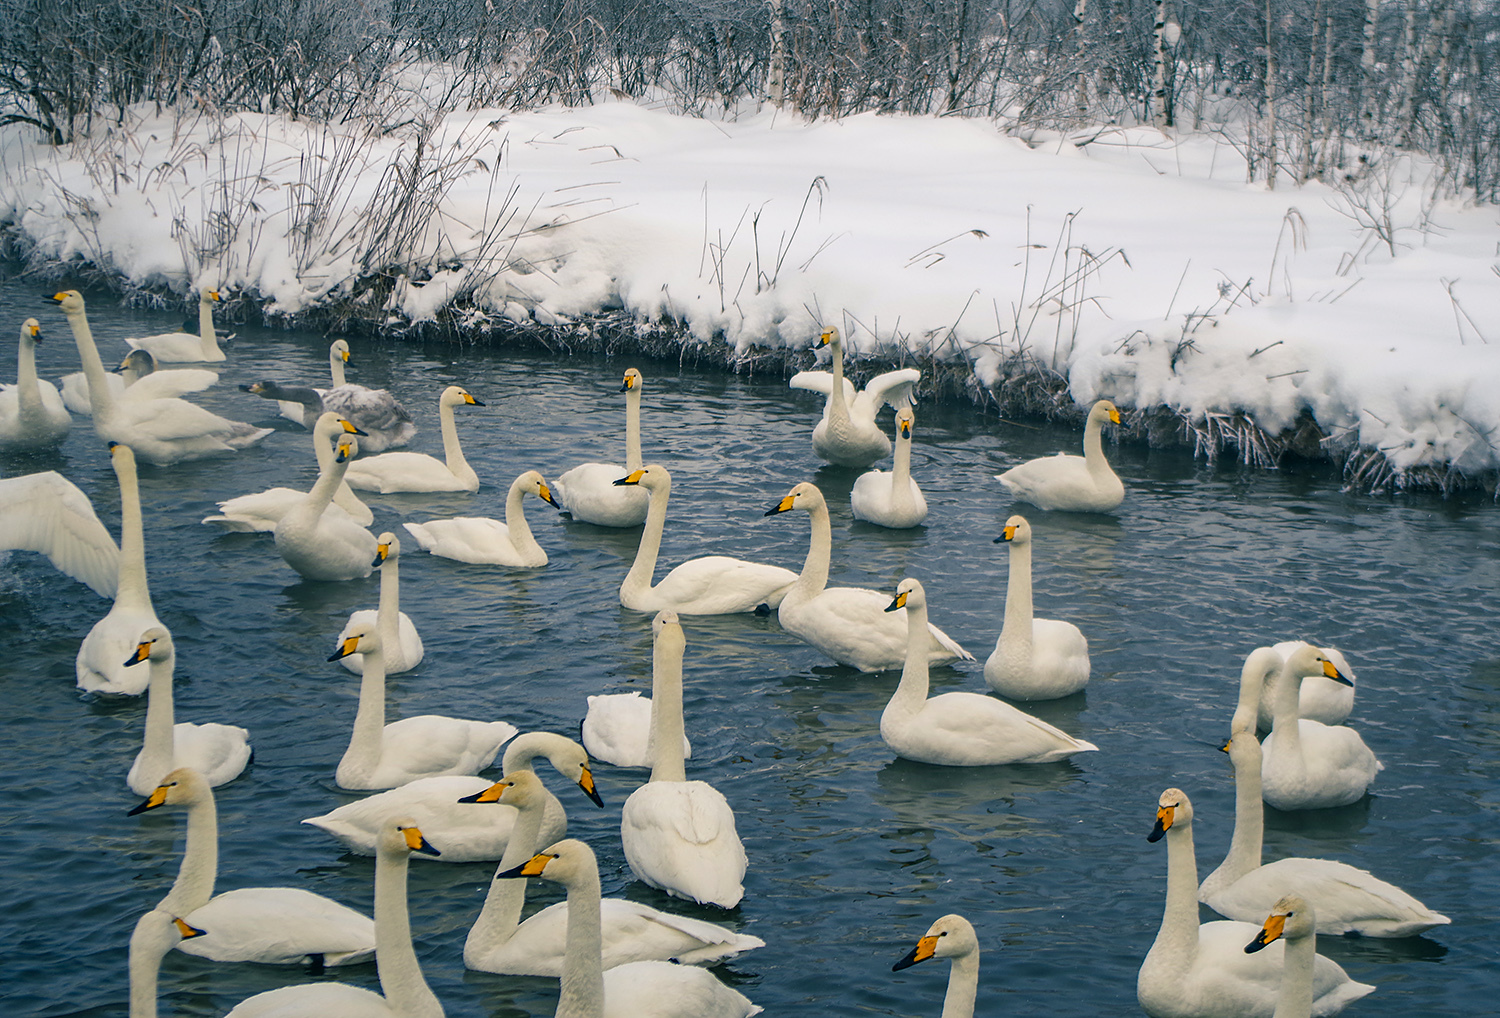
3,100,1498,487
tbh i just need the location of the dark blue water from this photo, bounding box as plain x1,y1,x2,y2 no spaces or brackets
2,282,1497,1016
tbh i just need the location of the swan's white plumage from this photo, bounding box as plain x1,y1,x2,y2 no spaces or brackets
0,470,118,598
581,690,692,769
1258,643,1381,810
880,579,1097,765
61,348,217,416
272,433,378,582
891,914,982,1018
402,471,558,566
850,406,927,528
789,326,919,467
553,367,651,527
124,288,227,362
995,399,1124,512
983,515,1090,700
0,319,70,450
1255,641,1355,729
203,413,373,532
247,343,416,450
1245,897,1358,1018
336,532,424,674
343,385,483,493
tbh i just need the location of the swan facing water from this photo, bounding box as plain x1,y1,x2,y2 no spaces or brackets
984,515,1090,700
995,399,1124,512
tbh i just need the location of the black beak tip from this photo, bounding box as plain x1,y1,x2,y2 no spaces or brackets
612,477,630,487
326,650,345,662
126,800,151,816
494,863,527,880
586,788,605,808
456,790,485,803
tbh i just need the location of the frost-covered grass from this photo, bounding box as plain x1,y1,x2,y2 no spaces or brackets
2,99,1498,492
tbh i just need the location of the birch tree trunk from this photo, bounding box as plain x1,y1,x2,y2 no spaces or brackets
1264,0,1278,188
1151,0,1170,128
1073,0,1090,119
766,0,787,107
1358,0,1381,137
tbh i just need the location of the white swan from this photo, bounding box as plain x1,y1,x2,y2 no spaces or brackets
47,290,271,464
615,465,796,615
1259,643,1381,810
329,621,518,790
581,690,692,769
343,385,483,492
850,406,928,527
621,612,747,908
1201,719,1448,937
789,326,919,467
77,443,162,694
336,532,424,674
983,515,1090,700
1137,788,1374,1018
127,910,206,1018
1245,897,1357,1018
764,482,971,671
124,626,251,796
891,913,981,1018
881,579,1097,765
552,367,651,527
61,347,217,416
203,413,374,532
124,287,227,363
302,732,596,862
0,318,70,450
224,818,444,1018
995,399,1124,512
0,470,118,597
129,768,377,966
273,433,378,582
495,839,762,1017
244,348,416,451
1254,641,1355,729
402,471,558,566
464,769,762,976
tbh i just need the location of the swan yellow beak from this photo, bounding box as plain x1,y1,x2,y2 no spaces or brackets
462,392,486,406
124,639,154,667
327,635,361,662
340,347,350,362
339,418,368,436
995,524,1018,543
335,440,354,462
400,824,440,856
620,374,635,391
1320,658,1353,686
1148,803,1176,842
764,494,796,516
457,779,511,804
614,469,646,487
892,934,939,970
1245,912,1287,954
27,321,40,338
1108,407,1122,425
899,422,911,439
885,590,907,613
208,290,221,301
538,481,560,508
175,917,208,939
127,783,171,816
817,329,834,347
577,765,604,807
496,852,556,879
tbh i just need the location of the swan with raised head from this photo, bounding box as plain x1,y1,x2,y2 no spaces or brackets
0,318,70,450
124,626,251,796
203,413,373,532
850,406,927,527
789,325,919,467
891,913,981,1018
403,471,558,566
335,532,424,674
272,433,378,581
223,818,443,1018
61,347,217,416
495,839,762,1017
1201,716,1447,937
329,621,518,790
882,579,1096,765
614,465,796,614
983,515,1090,700
1254,641,1355,729
1137,787,1374,1018
129,768,377,966
303,732,596,862
552,367,651,526
46,290,271,464
995,399,1124,512
343,385,483,492
621,612,747,908
764,482,971,671
0,470,118,598
124,287,227,363
126,910,205,1018
581,689,692,770
1245,897,1371,1018
1259,643,1380,810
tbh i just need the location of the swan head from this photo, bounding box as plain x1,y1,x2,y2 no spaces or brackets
892,913,979,971
131,910,207,967
1245,894,1314,953
653,607,686,660
1148,787,1193,842
517,470,560,507
372,532,400,569
499,733,602,805
331,339,351,363
44,290,85,316
994,514,1031,546
613,464,669,491
1279,642,1352,686
200,287,222,303
620,367,643,392
329,620,379,662
334,434,359,462
815,325,841,349
885,577,925,613
123,625,174,669
20,318,41,343
1090,399,1122,426
895,406,914,441
108,441,139,475
304,411,368,440
495,837,593,884
127,767,211,815
459,768,547,807
119,348,158,384
441,385,485,409
377,817,441,858
764,480,824,517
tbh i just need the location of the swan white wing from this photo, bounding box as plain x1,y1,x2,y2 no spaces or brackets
402,518,540,566
322,385,415,452
122,368,219,401
203,487,364,533
1205,857,1450,938
0,472,119,597
60,370,116,414
181,887,376,965
781,586,970,672
850,471,927,528
621,781,746,908
1261,720,1382,811
111,396,239,440
635,555,797,615
788,370,856,405
344,452,471,493
582,691,692,769
603,960,762,1018
225,981,393,1017
77,604,162,694
124,331,215,363
859,367,920,410
128,722,252,795
336,609,423,675
349,715,517,788
885,691,1097,766
553,461,649,527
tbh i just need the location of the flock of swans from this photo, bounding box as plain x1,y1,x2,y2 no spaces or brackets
0,295,1455,1017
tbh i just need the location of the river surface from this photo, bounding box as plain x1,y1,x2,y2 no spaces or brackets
1,281,1497,1017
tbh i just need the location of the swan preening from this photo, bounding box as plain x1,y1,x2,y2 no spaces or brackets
983,515,1090,700
403,470,559,566
995,399,1124,512
850,406,927,528
343,385,484,493
336,531,425,674
765,482,971,671
789,325,919,467
203,413,374,532
124,287,227,363
0,470,119,598
1137,788,1375,1018
0,318,70,450
891,914,981,1018
553,367,651,526
273,433,379,581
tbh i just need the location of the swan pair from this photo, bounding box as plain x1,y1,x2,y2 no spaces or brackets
995,399,1124,512
403,470,559,566
273,433,379,581
124,287,227,362
850,406,928,528
203,412,374,532
243,339,416,451
789,325,919,467
1253,641,1356,729
61,346,218,416
552,367,651,526
343,385,484,492
984,515,1090,700
881,579,1097,765
0,319,70,450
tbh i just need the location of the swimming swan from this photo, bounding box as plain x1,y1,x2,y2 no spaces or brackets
129,768,377,966
995,399,1124,513
203,413,373,532
272,434,378,582
891,913,981,1018
343,385,483,493
244,344,416,451
0,470,119,598
614,465,796,615
765,482,971,671
124,626,251,796
223,818,443,1018
1258,643,1380,810
303,732,596,862
581,690,692,770
336,532,424,674
983,515,1090,700
621,612,748,908
1137,787,1374,1018
0,318,70,450
329,621,518,790
1245,897,1372,1018
789,326,919,467
495,839,762,1017
61,347,217,417
552,367,651,527
881,579,1097,765
850,406,927,528
402,471,558,566
1201,718,1449,938
127,910,207,1018
1254,641,1355,730
124,287,227,363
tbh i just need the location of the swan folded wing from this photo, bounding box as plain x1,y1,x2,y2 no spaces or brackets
1193,920,1373,1014
402,518,514,564
654,556,797,614
206,488,364,532
0,472,120,597
115,397,242,441
623,783,746,906
603,899,763,955
379,715,518,779
301,775,507,861
1217,859,1449,935
603,961,762,1018
168,722,253,788
124,368,219,401
182,887,375,965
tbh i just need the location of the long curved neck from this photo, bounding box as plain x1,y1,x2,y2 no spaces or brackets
503,479,541,557
1269,663,1304,754
127,921,166,1018
374,846,441,1017
1221,742,1265,883
137,652,177,786
1157,822,1201,964
343,644,387,778
557,864,606,1018
377,557,401,649
1000,540,1033,652
827,339,849,425
330,348,347,387
791,500,832,600
16,333,42,412
438,399,472,479
649,634,689,783
1082,413,1109,475
159,795,217,915
465,794,547,963
115,454,154,611
1275,929,1316,1018
64,306,115,417
888,599,932,715
941,952,980,1018
623,386,643,471
195,295,221,358
312,427,366,516
622,479,670,596
303,447,353,519
890,433,914,508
